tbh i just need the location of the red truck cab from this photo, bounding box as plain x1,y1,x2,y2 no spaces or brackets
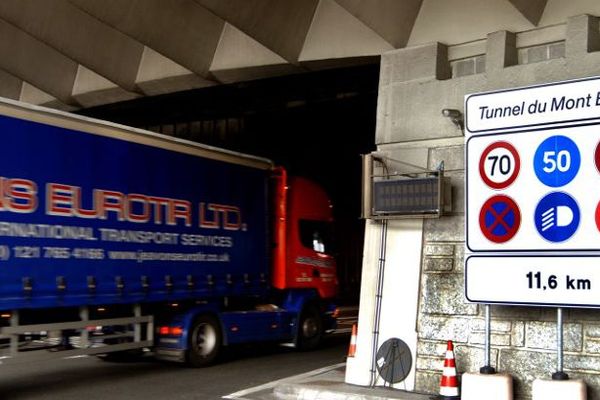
271,168,338,299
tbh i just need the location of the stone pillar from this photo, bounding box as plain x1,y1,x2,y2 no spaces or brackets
566,14,600,59
379,42,451,85
376,43,452,145
485,31,517,71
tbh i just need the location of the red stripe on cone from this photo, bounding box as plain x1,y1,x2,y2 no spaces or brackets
444,358,456,368
439,340,460,399
441,375,458,387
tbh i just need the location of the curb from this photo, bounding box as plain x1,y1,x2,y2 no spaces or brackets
273,382,436,400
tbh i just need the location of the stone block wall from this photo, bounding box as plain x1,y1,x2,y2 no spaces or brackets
376,14,600,400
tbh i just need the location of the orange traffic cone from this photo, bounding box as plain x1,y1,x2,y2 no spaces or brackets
347,324,357,357
439,340,460,399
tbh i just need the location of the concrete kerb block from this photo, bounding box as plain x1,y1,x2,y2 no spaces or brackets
532,378,586,400
461,372,513,400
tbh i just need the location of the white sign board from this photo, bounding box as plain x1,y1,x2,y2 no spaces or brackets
465,76,600,307
466,77,600,133
466,256,597,307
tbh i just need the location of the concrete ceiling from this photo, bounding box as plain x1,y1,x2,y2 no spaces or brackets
0,0,562,111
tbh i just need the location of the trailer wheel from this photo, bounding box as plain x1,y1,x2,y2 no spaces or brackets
186,314,222,367
297,305,322,351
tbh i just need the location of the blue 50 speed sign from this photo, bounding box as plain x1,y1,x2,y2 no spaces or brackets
534,135,580,187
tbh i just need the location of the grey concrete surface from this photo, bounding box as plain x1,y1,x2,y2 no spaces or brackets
0,336,349,400
272,365,436,400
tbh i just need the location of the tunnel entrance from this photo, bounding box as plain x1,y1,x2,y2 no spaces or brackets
79,63,379,303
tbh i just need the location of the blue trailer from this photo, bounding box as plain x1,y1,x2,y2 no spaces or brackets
0,98,338,367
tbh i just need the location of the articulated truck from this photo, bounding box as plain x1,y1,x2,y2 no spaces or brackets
0,98,338,367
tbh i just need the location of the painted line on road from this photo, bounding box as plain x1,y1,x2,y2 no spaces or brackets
223,362,346,399
334,328,352,334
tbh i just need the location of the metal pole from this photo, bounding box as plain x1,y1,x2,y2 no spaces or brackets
370,220,387,387
10,310,18,356
552,307,569,380
134,303,142,343
480,304,496,374
79,306,89,349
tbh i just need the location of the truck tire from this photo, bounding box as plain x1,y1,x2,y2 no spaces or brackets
297,305,323,351
186,314,222,367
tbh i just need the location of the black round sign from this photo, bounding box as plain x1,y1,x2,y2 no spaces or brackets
375,338,412,384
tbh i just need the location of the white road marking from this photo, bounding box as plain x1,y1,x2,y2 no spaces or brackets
223,362,345,399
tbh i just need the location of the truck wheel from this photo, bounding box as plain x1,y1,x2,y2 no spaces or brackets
298,305,322,351
186,314,222,367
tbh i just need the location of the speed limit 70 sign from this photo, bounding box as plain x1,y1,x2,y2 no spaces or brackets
479,141,520,189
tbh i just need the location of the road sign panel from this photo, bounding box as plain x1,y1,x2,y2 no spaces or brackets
465,76,600,133
466,125,600,252
478,195,520,243
466,76,600,308
533,135,580,187
479,141,520,189
466,255,599,307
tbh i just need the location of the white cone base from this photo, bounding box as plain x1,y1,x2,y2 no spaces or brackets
532,379,586,400
461,372,513,400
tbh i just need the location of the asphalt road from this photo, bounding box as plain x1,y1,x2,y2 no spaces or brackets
0,335,349,400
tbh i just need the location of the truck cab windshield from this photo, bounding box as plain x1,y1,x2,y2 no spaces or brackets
298,220,335,255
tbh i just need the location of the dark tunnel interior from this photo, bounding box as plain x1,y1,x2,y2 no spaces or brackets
79,63,380,303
